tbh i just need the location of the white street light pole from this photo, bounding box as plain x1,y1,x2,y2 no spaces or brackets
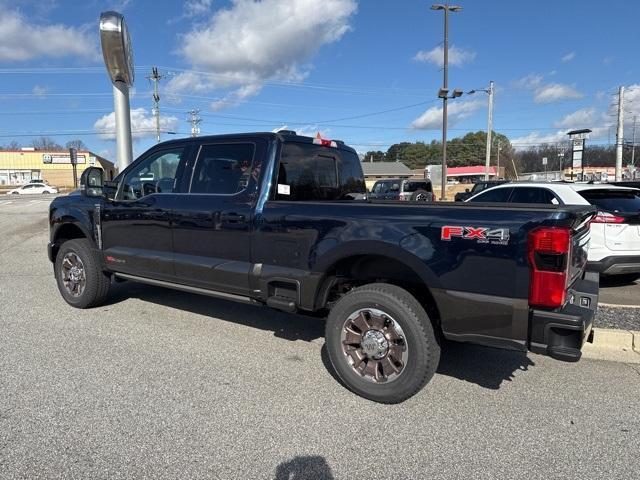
468,81,494,180
615,86,624,181
431,4,461,200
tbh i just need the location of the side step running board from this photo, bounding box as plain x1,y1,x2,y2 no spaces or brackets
113,272,259,305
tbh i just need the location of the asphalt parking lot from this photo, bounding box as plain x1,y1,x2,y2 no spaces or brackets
1,195,639,479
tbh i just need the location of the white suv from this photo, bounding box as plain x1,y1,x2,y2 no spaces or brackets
467,182,640,282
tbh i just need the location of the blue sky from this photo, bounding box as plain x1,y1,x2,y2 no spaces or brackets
0,0,639,161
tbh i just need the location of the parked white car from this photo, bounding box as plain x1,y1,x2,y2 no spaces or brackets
6,183,58,195
467,182,640,282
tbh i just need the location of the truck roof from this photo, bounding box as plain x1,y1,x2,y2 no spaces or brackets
154,131,358,154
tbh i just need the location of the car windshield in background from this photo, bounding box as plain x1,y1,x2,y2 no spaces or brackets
404,181,430,192
578,189,640,213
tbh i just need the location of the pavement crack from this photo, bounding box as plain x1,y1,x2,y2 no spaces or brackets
626,364,640,377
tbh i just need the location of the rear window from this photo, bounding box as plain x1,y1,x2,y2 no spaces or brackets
468,187,512,203
403,181,432,193
578,189,640,213
275,142,366,201
509,187,558,204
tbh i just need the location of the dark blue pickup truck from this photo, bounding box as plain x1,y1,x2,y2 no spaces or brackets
49,132,598,403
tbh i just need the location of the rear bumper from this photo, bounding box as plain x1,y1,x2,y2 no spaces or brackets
587,255,640,275
529,271,599,362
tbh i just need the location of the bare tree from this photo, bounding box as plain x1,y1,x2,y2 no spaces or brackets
31,136,64,151
65,139,88,151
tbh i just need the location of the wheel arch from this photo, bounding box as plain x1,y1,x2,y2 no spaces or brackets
51,220,93,261
313,242,442,328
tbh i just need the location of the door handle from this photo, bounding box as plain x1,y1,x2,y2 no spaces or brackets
220,213,245,223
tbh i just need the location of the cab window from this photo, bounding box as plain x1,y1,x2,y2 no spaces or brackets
190,143,255,195
120,147,185,200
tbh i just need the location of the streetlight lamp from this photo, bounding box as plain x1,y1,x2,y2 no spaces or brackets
468,81,494,181
431,3,462,200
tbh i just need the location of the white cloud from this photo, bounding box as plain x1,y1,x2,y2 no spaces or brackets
93,108,179,140
510,130,569,147
513,73,543,90
561,51,575,62
32,85,47,97
166,0,357,109
552,108,597,129
511,125,610,148
184,0,214,17
513,74,582,104
410,99,484,130
534,83,583,103
0,10,97,62
413,45,476,68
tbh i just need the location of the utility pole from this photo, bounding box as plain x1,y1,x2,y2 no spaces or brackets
615,86,624,181
632,115,637,167
146,67,165,143
484,81,494,180
188,109,202,137
496,139,501,178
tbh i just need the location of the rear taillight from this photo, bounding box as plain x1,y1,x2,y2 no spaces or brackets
528,227,571,308
591,211,625,224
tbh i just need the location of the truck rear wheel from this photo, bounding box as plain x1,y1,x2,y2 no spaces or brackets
325,283,440,403
54,239,110,309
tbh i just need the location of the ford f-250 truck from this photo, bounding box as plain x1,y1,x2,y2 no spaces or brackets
48,131,599,403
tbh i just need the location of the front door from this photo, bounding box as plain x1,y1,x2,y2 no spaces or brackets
101,145,190,281
172,139,265,295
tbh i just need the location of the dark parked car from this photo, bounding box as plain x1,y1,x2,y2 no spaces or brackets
48,132,597,403
454,179,510,201
369,178,435,201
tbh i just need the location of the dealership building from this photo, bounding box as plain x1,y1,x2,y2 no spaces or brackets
0,148,116,188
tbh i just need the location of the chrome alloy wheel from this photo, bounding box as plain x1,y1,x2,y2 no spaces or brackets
61,252,86,297
340,308,409,383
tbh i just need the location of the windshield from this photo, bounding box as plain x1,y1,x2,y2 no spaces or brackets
578,189,640,213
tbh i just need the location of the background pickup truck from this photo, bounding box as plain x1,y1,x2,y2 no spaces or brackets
49,131,598,403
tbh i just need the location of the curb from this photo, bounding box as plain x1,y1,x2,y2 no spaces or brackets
599,302,640,309
582,328,640,364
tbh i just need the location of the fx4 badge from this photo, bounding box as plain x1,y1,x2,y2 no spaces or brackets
441,225,510,245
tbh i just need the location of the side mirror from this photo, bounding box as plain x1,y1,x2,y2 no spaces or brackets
80,167,104,197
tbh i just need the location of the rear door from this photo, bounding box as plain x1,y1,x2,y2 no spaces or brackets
171,138,266,295
578,188,640,251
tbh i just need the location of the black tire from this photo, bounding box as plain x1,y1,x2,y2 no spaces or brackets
410,189,431,201
54,238,110,308
325,283,440,403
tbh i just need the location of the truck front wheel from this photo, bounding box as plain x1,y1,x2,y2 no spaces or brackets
325,283,440,403
54,239,110,309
